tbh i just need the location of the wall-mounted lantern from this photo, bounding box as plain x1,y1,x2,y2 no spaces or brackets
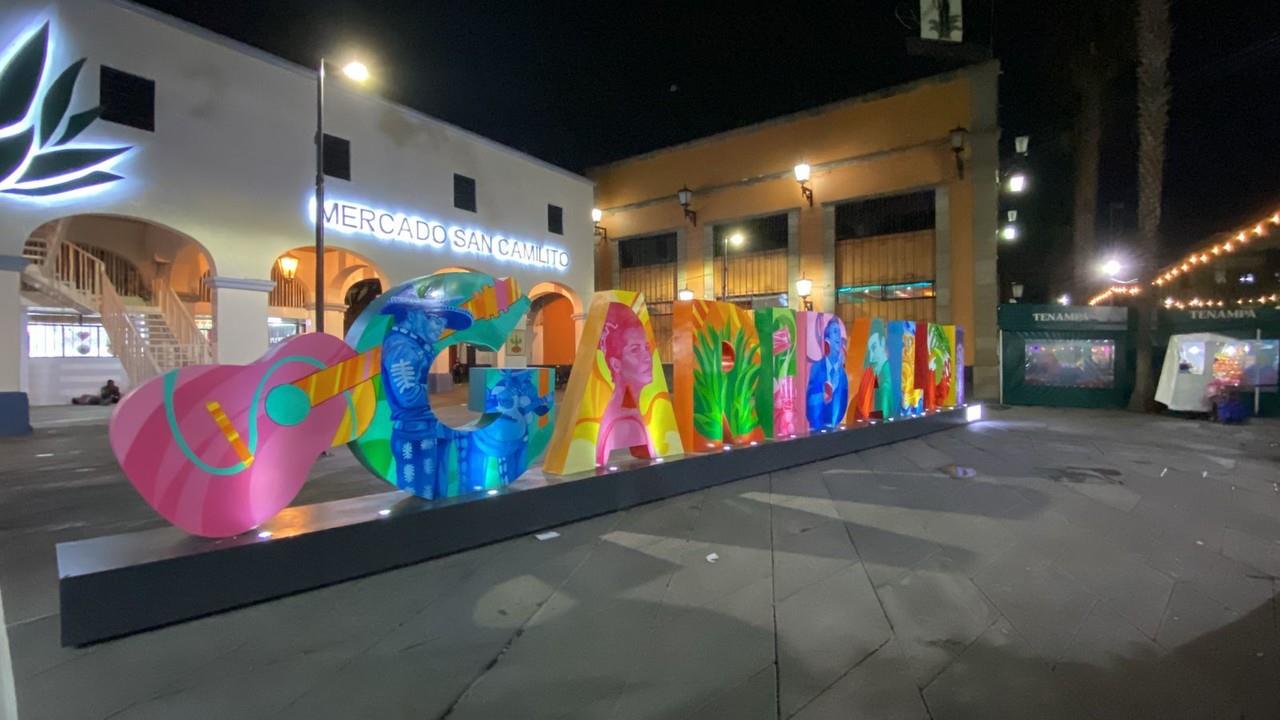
794,163,813,207
949,126,968,179
277,253,300,280
677,185,697,226
795,275,814,311
591,207,608,244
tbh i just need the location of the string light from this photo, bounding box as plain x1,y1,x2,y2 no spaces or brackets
1149,207,1277,287
1158,293,1278,309
1087,285,1142,306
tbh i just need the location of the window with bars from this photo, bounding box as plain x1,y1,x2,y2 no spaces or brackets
619,232,676,269
834,190,937,323
269,264,310,309
712,213,789,301
618,232,677,362
27,323,114,358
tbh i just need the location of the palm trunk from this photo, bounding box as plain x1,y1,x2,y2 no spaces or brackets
1128,0,1171,412
1072,75,1103,293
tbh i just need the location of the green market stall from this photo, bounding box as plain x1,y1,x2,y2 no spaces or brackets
998,305,1134,408
1155,307,1280,416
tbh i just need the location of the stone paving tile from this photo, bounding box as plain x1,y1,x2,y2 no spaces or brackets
771,518,860,603
1053,603,1244,720
611,577,776,720
1139,542,1276,616
682,664,777,720
875,553,1000,689
836,512,947,588
922,618,1090,720
775,565,892,717
5,407,1280,719
107,638,363,720
1054,549,1176,640
441,597,662,720
970,546,1100,663
790,638,927,720
277,640,506,719
1222,527,1280,578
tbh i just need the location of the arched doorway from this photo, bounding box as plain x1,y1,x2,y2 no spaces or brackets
266,246,387,343
19,214,215,403
343,278,383,336
527,282,583,370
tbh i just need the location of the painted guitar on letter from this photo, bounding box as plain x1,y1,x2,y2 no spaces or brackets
109,333,380,537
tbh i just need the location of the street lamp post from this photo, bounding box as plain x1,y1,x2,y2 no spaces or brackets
314,58,369,334
314,59,326,333
721,232,743,302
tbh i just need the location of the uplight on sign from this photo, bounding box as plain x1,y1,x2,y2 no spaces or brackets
307,196,570,272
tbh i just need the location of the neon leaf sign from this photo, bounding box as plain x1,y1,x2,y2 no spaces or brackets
0,21,132,199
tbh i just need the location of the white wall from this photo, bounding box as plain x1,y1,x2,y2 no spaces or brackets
26,356,127,406
0,0,595,328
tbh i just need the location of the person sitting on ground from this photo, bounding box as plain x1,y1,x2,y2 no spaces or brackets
72,379,122,406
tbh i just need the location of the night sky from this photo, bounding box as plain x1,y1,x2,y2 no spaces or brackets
135,0,1280,299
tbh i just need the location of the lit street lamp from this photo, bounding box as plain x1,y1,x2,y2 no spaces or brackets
716,233,747,299
314,57,370,333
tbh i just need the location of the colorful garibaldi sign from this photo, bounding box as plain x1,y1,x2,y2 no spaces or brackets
110,273,964,537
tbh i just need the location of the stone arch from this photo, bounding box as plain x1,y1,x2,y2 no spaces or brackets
526,281,584,366
24,213,217,301
429,265,484,276
18,213,217,404
266,245,389,338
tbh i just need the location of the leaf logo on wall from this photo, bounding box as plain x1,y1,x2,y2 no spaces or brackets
0,22,132,198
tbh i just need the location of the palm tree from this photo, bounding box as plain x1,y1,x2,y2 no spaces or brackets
1067,1,1132,293
1128,0,1171,411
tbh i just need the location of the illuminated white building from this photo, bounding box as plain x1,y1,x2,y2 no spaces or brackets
0,0,595,428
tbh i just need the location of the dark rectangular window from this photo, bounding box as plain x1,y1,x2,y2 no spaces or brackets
547,204,564,235
619,232,677,269
835,190,935,239
322,134,350,181
713,213,788,256
454,174,477,212
99,66,155,132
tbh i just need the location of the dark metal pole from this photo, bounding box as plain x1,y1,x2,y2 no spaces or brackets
314,59,326,334
721,236,727,302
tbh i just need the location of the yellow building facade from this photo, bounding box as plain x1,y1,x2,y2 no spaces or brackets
589,63,1000,396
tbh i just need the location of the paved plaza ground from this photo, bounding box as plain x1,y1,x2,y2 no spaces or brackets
1,405,1278,719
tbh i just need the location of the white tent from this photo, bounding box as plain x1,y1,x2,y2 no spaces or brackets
1155,332,1235,411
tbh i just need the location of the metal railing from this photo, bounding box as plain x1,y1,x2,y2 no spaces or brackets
21,221,177,385
154,276,214,364
101,279,160,383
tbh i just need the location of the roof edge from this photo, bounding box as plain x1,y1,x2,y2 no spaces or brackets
100,0,594,187
586,61,999,175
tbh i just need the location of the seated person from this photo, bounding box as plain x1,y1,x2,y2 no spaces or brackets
72,379,122,406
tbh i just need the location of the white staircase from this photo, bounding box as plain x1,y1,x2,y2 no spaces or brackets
21,220,214,386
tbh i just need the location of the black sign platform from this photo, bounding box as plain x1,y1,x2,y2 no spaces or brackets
57,407,974,646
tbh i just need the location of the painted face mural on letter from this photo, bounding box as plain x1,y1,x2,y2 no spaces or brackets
597,303,656,463
606,321,654,388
